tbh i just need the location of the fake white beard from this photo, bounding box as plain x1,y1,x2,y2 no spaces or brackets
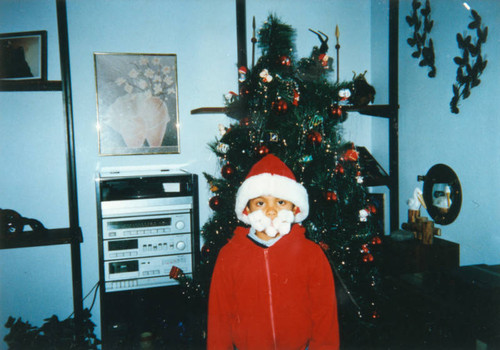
247,209,295,238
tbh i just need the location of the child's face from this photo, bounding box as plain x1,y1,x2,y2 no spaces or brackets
246,196,297,239
247,195,295,219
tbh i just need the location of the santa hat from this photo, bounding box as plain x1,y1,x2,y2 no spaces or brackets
235,154,309,224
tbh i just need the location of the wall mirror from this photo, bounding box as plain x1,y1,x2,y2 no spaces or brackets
418,164,462,225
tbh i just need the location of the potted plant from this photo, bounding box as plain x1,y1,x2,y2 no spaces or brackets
4,308,100,349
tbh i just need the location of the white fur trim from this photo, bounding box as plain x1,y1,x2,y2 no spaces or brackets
235,173,309,224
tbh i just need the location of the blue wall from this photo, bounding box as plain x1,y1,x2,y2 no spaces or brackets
398,0,500,266
1,0,498,344
0,0,373,342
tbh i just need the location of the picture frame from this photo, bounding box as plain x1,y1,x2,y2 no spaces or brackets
94,53,180,155
0,30,47,82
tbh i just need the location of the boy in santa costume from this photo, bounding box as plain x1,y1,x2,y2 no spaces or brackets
208,154,339,350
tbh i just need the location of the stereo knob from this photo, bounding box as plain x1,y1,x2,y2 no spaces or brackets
176,241,186,250
175,221,185,230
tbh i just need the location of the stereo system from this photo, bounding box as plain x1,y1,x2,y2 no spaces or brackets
96,166,200,348
96,167,200,293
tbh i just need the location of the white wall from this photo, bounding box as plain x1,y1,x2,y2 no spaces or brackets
0,0,373,343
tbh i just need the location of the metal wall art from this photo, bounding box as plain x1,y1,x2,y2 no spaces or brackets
406,0,436,78
450,8,488,114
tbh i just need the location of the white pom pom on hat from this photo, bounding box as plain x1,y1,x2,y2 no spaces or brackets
235,154,309,225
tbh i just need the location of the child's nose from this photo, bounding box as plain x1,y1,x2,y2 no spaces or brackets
265,205,278,218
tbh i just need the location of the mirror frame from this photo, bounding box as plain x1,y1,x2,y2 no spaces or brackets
421,164,462,225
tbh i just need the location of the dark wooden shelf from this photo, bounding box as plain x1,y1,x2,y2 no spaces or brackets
0,80,62,91
344,104,394,118
356,146,390,187
0,227,82,249
363,175,391,187
191,107,226,115
382,236,460,276
190,104,395,118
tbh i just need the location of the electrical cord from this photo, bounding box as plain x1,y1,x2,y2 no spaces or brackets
65,280,100,320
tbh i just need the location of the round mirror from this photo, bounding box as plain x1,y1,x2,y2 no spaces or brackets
419,164,462,225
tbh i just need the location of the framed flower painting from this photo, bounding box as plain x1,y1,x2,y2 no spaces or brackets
94,53,180,155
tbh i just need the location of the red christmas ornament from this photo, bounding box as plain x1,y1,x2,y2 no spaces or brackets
209,196,221,210
371,236,382,245
240,117,250,126
239,86,250,95
362,253,374,263
307,130,322,145
344,149,359,161
361,243,370,253
325,191,338,201
221,163,235,179
368,204,377,214
293,89,300,106
201,244,211,260
257,145,270,156
330,105,343,119
272,99,288,115
279,55,291,66
335,164,345,174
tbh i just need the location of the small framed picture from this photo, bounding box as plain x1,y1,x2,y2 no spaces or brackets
94,53,180,156
0,31,47,81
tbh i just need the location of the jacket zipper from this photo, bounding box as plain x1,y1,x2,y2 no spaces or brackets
263,249,277,349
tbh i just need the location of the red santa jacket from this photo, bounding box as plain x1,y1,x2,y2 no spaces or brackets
207,224,339,350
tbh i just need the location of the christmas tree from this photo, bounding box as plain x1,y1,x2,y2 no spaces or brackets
172,15,383,348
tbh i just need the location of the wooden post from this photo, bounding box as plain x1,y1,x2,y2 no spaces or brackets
422,221,434,245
